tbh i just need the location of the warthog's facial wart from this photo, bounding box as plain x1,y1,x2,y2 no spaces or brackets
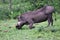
17,22,21,25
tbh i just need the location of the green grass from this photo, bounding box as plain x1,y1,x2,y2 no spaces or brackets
0,15,60,40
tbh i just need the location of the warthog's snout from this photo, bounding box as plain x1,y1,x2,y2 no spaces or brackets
16,25,21,29
16,21,24,29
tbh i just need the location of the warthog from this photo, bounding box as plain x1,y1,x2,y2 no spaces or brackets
16,5,55,29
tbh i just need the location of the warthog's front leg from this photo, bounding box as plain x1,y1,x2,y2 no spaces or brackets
27,19,35,29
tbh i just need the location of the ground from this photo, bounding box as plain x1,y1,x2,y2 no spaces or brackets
0,14,60,40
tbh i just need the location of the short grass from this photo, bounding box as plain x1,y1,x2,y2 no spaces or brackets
0,15,60,40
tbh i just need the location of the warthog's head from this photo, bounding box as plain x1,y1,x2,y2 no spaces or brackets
16,16,26,29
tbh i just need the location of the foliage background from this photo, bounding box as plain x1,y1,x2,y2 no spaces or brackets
0,0,60,19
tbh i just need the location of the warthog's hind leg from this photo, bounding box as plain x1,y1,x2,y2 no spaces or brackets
47,14,53,27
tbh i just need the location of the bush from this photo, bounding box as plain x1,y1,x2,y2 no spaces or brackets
0,7,11,20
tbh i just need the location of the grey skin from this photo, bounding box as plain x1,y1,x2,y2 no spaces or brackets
16,5,55,29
